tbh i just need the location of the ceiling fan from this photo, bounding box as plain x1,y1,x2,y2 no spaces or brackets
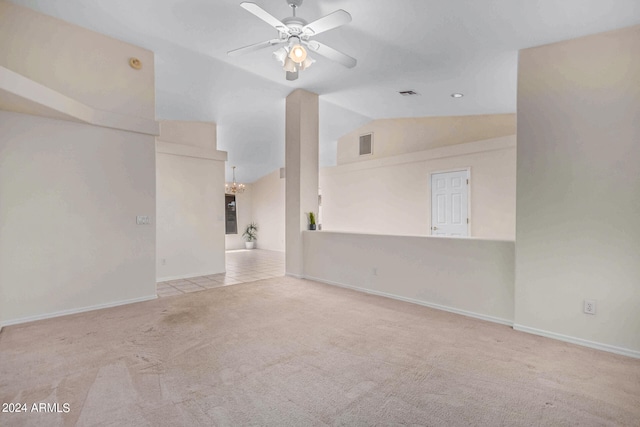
228,0,357,81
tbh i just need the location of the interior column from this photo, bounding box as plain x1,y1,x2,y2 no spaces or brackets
285,89,319,277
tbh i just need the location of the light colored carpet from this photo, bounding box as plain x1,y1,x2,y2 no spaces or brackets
1,276,639,426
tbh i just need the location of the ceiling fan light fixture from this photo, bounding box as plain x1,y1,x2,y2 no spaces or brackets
273,47,288,65
300,56,315,70
289,44,307,63
283,57,297,72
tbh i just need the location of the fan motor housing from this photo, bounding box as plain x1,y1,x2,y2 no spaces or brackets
282,16,308,35
287,0,303,8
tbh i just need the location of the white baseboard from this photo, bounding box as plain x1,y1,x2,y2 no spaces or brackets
286,272,304,279
157,271,225,283
303,275,513,326
513,324,640,359
0,294,158,328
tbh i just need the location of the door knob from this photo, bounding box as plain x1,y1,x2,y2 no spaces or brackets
432,226,438,230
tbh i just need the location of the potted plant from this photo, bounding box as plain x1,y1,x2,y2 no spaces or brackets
307,212,317,230
243,222,258,249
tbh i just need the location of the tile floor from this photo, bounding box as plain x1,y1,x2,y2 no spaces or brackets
157,249,285,298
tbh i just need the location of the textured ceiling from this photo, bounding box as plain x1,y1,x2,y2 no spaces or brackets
9,0,640,182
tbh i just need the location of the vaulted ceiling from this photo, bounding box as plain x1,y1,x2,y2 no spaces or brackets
10,0,640,182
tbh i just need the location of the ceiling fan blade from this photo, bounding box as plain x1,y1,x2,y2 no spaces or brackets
227,39,284,57
305,41,357,68
241,2,290,34
303,9,352,36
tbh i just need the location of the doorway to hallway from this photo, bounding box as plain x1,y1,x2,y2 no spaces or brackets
156,250,285,297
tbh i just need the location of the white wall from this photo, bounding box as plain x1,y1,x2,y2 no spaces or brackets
156,121,227,281
0,112,157,325
515,25,640,356
321,136,516,240
225,185,254,250
250,169,285,252
304,231,515,324
0,2,158,326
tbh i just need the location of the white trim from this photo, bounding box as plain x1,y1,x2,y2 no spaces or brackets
302,229,514,243
0,295,157,328
303,275,513,326
429,166,471,175
157,271,226,283
286,272,304,279
513,324,640,359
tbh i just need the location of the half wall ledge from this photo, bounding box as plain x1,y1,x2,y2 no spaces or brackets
0,66,159,136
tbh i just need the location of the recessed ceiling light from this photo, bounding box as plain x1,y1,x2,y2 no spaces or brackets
451,93,464,98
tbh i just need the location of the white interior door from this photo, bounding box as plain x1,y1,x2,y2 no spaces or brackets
431,170,469,237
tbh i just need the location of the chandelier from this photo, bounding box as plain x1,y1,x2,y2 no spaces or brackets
225,166,246,194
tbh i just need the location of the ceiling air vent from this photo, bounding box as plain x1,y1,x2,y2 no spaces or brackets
359,133,373,156
399,90,419,96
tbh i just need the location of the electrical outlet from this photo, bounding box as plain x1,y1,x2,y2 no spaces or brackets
372,268,377,276
136,215,150,225
584,299,596,315
161,258,167,266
